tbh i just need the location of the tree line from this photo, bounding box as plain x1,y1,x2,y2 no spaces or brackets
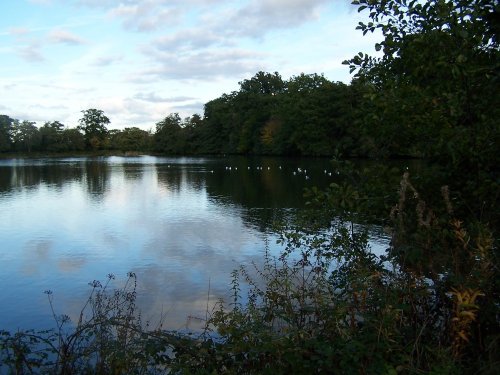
0,75,362,157
0,111,151,154
2,54,498,164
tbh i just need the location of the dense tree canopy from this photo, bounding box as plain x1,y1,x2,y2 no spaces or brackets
78,109,110,150
342,0,499,225
110,127,151,152
344,0,500,159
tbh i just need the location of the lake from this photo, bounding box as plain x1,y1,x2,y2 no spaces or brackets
0,155,389,333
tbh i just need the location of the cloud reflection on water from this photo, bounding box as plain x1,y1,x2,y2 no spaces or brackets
0,156,294,331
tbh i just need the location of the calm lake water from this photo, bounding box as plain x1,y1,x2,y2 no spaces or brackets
0,156,389,333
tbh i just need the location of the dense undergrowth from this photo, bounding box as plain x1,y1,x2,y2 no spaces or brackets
0,168,497,374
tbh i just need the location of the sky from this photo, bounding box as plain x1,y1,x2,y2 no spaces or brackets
0,0,381,131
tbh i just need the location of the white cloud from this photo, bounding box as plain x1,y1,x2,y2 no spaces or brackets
8,27,30,36
140,48,265,80
17,44,45,62
48,29,87,45
226,0,329,37
78,95,174,129
109,2,182,32
28,103,69,110
79,0,330,38
91,55,124,66
171,101,204,116
153,28,229,52
134,92,195,103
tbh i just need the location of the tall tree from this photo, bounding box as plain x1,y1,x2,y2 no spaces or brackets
235,72,285,153
78,109,110,150
181,114,203,154
0,115,14,152
40,121,65,152
201,94,237,154
154,113,184,154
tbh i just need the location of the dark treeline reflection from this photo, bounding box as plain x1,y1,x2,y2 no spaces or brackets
123,163,145,181
84,159,110,200
0,162,83,193
204,157,328,209
156,165,193,195
0,160,114,201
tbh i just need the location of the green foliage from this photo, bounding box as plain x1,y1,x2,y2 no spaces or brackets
149,71,368,157
0,114,14,152
39,121,67,152
154,113,185,154
110,127,152,152
12,120,41,152
198,94,236,154
78,109,111,151
275,75,355,156
344,0,500,222
61,128,86,152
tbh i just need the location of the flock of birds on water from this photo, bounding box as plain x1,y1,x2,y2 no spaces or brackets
163,164,339,181
218,165,338,180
